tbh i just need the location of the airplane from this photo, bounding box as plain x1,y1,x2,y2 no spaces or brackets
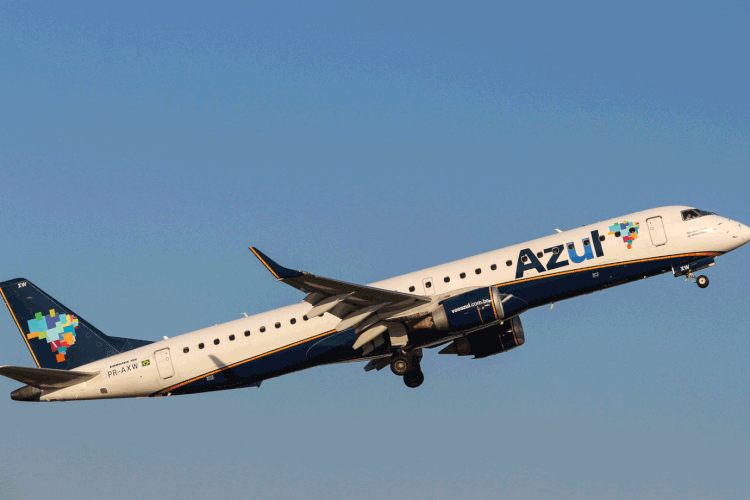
1,206,748,402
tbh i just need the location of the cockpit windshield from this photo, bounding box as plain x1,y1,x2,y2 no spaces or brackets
681,208,715,221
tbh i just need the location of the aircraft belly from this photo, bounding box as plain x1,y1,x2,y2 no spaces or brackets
499,252,719,308
306,330,357,360
154,330,348,397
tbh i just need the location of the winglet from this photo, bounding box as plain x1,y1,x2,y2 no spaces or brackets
249,247,304,279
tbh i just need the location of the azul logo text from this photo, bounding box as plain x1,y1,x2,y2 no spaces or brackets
515,230,605,279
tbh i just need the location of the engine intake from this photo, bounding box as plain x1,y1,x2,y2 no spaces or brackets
439,316,525,358
415,287,528,331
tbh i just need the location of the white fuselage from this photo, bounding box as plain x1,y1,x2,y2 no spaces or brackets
41,206,749,401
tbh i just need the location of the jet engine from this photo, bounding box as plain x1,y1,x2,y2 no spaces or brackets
439,316,525,358
413,287,528,331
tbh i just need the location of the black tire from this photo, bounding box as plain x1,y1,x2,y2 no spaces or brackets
404,370,424,388
390,355,412,376
697,275,709,288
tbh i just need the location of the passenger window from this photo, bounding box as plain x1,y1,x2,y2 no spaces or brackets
521,256,528,263
290,318,296,325
229,334,235,341
490,264,497,271
536,251,543,258
183,347,189,353
244,330,251,337
629,227,635,233
553,247,559,254
275,322,281,329
199,343,205,349
214,339,220,345
303,316,308,321
260,326,266,332
506,260,512,266
100,388,108,394
615,231,621,237
567,243,575,250
460,272,466,278
475,268,481,274
409,286,415,292
425,281,432,288
599,235,605,241
444,277,450,283
583,239,590,246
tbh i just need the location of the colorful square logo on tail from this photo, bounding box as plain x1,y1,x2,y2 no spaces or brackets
26,309,79,363
608,221,640,249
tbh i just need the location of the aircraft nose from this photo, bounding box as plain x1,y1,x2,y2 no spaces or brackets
733,221,750,243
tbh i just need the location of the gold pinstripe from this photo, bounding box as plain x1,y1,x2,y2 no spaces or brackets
0,286,41,368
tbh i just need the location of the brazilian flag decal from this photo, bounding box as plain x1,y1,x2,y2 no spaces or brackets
142,360,150,367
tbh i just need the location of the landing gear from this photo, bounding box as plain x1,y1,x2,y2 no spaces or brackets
685,272,710,288
403,368,424,388
390,354,412,376
390,350,425,388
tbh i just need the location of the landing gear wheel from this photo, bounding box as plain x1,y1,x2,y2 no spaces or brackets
697,275,709,288
390,355,412,376
403,370,424,388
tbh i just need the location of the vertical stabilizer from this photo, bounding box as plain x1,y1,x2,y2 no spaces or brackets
1,278,152,370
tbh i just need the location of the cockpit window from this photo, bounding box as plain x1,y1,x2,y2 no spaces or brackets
681,208,715,221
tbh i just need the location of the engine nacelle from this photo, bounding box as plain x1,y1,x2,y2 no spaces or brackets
439,316,525,358
415,287,528,332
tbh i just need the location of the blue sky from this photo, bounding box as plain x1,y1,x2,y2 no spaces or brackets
1,2,749,499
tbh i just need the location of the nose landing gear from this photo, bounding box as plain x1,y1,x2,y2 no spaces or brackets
685,272,709,288
389,349,424,388
673,258,714,288
696,275,709,288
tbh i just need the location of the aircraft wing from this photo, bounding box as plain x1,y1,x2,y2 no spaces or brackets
249,247,432,336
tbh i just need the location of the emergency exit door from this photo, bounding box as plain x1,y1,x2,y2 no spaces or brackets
647,216,668,246
154,348,175,379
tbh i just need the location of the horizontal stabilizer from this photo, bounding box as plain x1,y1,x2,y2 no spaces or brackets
0,365,98,390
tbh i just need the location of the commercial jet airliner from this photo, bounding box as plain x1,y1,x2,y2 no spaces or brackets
1,206,748,401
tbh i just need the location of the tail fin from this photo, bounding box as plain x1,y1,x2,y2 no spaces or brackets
0,278,152,370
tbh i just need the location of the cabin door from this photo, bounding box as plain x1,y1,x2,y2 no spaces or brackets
154,348,175,379
646,216,668,246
